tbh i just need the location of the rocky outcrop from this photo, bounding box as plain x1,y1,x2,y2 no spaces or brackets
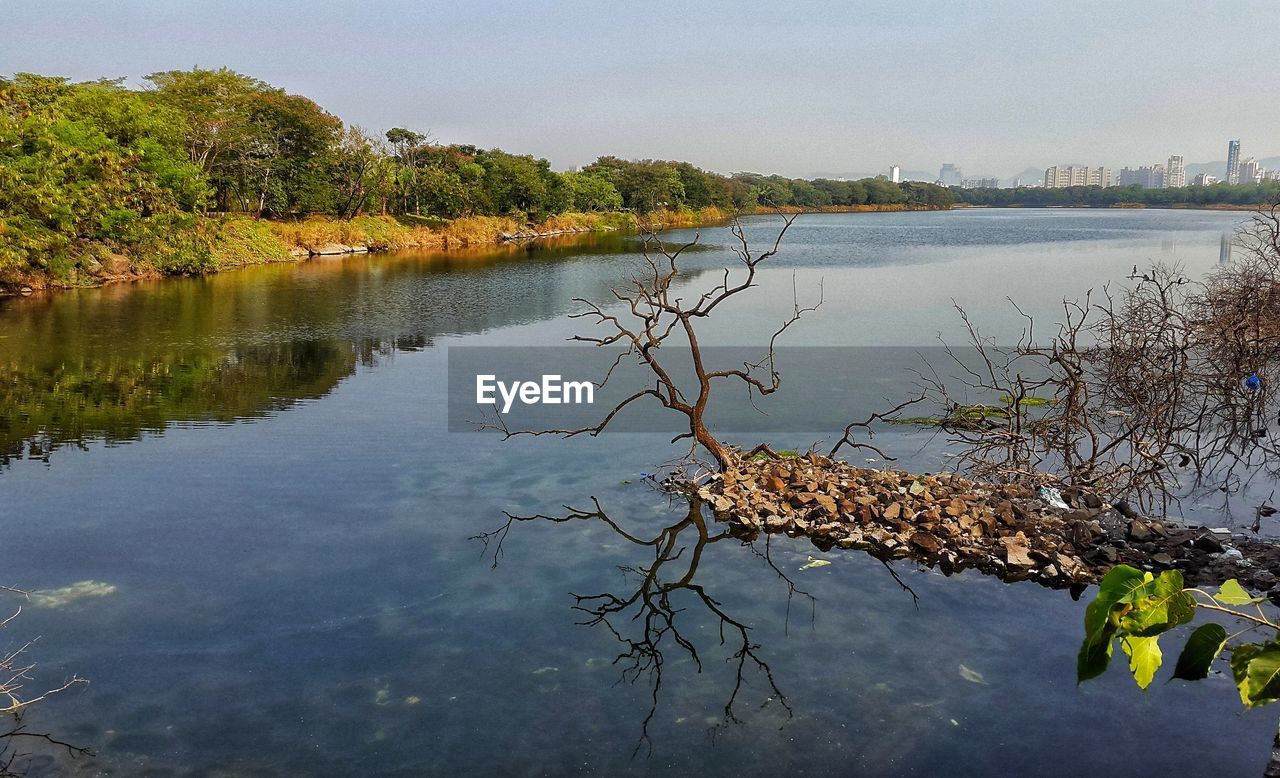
694,452,1280,595
308,242,370,256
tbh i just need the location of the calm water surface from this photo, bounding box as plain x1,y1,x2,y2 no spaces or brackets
0,210,1272,775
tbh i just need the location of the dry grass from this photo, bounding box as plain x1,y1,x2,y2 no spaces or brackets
267,212,646,253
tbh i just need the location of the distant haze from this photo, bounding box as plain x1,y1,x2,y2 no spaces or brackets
2,0,1277,180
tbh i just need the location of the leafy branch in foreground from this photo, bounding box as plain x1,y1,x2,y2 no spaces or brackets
1078,564,1280,707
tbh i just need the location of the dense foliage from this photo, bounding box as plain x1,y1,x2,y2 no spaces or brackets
955,181,1280,208
0,68,950,287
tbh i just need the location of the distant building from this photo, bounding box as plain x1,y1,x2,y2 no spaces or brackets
1227,140,1241,184
1165,155,1186,188
1117,165,1165,189
960,178,999,189
1266,170,1280,182
1192,173,1218,186
1239,157,1264,185
939,163,962,187
1044,165,1111,188
888,165,901,183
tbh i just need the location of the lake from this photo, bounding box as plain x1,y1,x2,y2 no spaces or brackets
0,209,1272,776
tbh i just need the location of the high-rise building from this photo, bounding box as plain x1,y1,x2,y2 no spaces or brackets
939,164,961,187
889,165,901,183
1239,157,1264,185
1044,165,1111,188
1117,165,1165,189
1192,173,1218,186
1227,140,1241,184
1166,155,1186,188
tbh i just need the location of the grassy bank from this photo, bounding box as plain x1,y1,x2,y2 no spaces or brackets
0,207,740,295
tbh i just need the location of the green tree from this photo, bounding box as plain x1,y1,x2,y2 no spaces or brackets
562,171,622,212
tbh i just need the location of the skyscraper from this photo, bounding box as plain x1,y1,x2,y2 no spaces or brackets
939,164,961,187
1227,140,1241,185
1166,155,1185,188
1239,158,1263,185
1117,165,1164,188
889,165,901,183
1044,165,1112,188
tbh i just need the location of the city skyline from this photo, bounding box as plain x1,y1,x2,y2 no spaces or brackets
873,138,1276,190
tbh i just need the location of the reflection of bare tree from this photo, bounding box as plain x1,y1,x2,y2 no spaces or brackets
0,711,92,777
471,494,814,757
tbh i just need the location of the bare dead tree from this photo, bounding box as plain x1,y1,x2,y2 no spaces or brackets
484,215,821,471
911,198,1280,514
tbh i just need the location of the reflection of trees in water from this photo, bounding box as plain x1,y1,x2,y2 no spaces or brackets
0,233,718,469
0,340,362,466
472,493,821,757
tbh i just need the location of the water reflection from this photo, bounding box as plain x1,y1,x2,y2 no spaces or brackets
0,233,684,468
0,339,368,466
472,492,927,758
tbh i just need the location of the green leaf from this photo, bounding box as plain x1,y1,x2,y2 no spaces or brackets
1217,579,1265,606
1172,623,1229,680
1097,565,1154,608
1120,571,1196,637
1086,566,1150,637
1079,566,1153,684
1122,635,1163,689
1075,616,1116,685
1231,643,1280,707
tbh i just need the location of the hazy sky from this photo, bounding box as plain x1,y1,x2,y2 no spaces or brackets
3,0,1277,179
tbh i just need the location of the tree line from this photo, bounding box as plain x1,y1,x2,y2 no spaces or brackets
0,68,951,280
953,181,1280,208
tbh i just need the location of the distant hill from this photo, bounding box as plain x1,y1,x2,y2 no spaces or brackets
1184,157,1280,180
1009,167,1047,185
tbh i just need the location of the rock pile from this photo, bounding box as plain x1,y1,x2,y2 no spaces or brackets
694,452,1280,594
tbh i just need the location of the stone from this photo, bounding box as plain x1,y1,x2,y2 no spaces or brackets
1127,520,1155,542
909,532,942,555
1113,500,1140,519
313,242,352,255
1001,536,1034,567
103,253,131,275
1193,533,1224,553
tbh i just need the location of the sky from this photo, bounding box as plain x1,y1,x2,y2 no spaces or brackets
2,0,1278,181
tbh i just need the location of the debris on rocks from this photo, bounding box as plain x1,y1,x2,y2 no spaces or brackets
690,452,1280,593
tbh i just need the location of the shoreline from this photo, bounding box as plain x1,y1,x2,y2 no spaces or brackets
0,204,942,299
2,201,1252,299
